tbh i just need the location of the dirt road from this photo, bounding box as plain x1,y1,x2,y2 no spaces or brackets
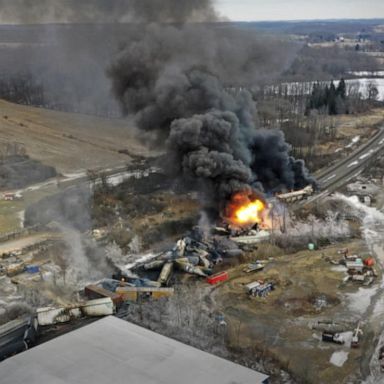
0,232,61,254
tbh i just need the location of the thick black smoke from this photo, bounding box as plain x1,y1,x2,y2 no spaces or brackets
169,110,253,201
250,130,316,192
107,9,314,212
108,0,313,213
0,0,217,24
0,1,219,116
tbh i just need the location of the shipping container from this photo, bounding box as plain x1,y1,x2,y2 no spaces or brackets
207,271,229,285
26,265,40,274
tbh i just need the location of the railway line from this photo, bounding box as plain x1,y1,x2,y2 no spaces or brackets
300,127,384,207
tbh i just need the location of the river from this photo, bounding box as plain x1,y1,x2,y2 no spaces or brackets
268,77,384,101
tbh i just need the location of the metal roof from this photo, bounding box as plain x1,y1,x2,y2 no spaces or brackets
0,316,269,384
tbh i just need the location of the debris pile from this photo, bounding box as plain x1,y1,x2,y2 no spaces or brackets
111,231,246,288
327,248,377,286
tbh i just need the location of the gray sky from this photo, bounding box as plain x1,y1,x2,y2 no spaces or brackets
217,0,384,21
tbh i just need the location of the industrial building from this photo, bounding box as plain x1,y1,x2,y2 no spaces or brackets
0,316,269,384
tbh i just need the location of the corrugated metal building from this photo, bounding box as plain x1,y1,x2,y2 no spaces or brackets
0,316,269,384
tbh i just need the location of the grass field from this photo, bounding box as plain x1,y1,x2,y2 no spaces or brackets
215,240,372,383
0,99,155,174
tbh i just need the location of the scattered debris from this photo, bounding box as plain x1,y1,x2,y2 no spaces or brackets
111,233,245,286
328,249,377,286
243,261,265,273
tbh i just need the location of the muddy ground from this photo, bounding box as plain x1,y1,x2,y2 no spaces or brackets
213,240,376,384
89,172,377,383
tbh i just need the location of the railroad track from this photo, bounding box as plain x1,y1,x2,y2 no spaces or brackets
298,127,384,208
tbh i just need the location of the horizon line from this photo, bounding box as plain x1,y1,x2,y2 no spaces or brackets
0,17,384,26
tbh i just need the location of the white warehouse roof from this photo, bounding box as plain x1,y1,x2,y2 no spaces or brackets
0,316,269,384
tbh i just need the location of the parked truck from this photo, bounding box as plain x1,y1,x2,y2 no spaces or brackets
322,331,345,345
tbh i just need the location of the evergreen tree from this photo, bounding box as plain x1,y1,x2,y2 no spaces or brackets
324,85,330,108
337,78,346,99
328,81,337,115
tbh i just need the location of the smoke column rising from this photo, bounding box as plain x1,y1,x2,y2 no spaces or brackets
0,0,315,214
107,1,315,214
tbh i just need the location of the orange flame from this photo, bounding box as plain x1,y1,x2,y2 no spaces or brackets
225,192,266,226
234,199,265,224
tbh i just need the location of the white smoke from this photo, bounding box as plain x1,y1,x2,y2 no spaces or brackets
274,210,350,248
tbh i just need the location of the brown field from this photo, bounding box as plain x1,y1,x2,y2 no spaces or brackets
315,107,384,158
214,240,372,384
0,99,154,174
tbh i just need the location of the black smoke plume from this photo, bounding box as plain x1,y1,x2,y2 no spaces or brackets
107,3,315,214
250,130,316,192
0,0,217,24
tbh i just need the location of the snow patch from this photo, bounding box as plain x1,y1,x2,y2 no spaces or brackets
330,351,349,367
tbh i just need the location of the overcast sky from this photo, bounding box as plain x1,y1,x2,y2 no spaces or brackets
217,0,384,21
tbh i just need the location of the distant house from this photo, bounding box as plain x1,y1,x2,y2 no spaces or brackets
3,192,22,201
3,193,14,201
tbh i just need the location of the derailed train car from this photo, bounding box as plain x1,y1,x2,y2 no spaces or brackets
0,316,39,361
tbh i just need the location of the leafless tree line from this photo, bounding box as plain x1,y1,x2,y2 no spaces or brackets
121,283,295,383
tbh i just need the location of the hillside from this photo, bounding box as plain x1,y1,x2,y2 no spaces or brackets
0,100,153,174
